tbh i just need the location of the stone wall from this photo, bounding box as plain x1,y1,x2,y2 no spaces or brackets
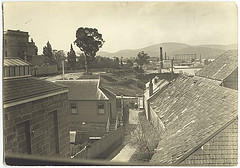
4,92,70,157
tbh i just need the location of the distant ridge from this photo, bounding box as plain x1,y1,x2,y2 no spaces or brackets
97,42,238,59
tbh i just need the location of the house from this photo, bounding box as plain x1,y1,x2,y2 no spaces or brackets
148,75,237,165
55,79,118,144
196,50,238,90
3,30,37,62
143,76,170,121
3,58,70,157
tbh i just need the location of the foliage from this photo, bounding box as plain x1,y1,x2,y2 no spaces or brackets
75,55,122,69
136,51,150,67
133,65,144,74
35,46,38,55
124,112,161,162
74,27,104,72
67,44,77,70
126,59,133,68
53,50,66,70
43,41,56,65
113,57,120,68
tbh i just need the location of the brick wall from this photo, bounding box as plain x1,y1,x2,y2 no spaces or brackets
4,92,70,157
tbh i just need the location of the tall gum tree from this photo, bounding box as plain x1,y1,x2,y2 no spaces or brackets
74,27,104,73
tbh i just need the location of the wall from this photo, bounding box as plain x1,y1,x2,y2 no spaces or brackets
73,127,124,159
223,68,238,90
100,88,117,120
173,67,202,75
31,65,58,76
4,66,30,78
3,92,70,157
68,100,109,135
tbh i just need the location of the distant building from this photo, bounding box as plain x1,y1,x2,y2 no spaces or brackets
55,79,118,144
196,50,238,90
148,75,237,165
3,57,70,157
3,30,37,62
174,53,197,62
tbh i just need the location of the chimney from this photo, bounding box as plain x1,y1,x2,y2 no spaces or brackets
160,47,163,69
171,59,174,73
149,79,153,97
165,52,167,60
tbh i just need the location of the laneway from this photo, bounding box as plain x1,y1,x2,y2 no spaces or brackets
110,109,143,162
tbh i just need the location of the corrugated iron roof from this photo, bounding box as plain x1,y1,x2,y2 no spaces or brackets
150,75,238,165
4,57,31,67
196,50,238,81
3,77,68,104
55,79,108,101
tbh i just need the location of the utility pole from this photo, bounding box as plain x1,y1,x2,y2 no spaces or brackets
62,60,65,80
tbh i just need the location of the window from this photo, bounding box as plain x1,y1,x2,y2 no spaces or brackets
5,51,7,57
97,103,105,115
5,39,7,45
71,103,77,114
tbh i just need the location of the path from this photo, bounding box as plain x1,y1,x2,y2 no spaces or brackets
110,109,143,162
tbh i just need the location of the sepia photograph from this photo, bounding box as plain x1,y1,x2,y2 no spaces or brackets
1,1,238,166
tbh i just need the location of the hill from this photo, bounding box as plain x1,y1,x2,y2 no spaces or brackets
98,42,237,59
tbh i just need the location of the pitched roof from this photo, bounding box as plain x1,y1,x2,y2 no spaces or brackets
4,57,31,67
149,75,238,165
180,118,238,166
55,79,108,101
3,77,68,104
196,50,238,81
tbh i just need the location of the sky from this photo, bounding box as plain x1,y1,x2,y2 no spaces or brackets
3,1,238,54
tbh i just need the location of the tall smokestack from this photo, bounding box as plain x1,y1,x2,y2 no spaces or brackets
165,52,167,60
149,79,153,97
159,47,163,73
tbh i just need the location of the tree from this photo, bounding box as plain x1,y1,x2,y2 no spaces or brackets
43,41,55,65
120,57,123,67
126,59,133,68
67,44,77,70
113,57,120,68
53,50,66,70
136,51,150,68
74,27,104,73
124,112,161,162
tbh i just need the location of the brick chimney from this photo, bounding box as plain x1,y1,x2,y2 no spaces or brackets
160,47,163,69
149,79,153,97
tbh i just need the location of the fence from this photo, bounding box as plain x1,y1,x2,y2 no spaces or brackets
73,127,124,159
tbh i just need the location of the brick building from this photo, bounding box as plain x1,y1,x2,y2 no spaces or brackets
3,30,37,62
3,58,70,157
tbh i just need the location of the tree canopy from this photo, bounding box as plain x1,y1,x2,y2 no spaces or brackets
136,51,150,67
43,41,55,65
74,27,104,73
67,44,76,70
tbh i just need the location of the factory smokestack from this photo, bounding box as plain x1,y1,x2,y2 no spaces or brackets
165,52,167,60
159,47,163,73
